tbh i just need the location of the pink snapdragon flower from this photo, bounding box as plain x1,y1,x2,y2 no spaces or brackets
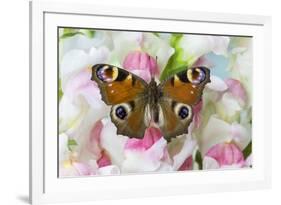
87,120,112,168
203,142,245,169
125,127,163,151
123,51,159,82
122,127,167,172
225,78,247,105
193,100,203,129
97,151,111,168
178,156,193,171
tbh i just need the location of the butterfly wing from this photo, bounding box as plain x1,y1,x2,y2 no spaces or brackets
91,64,148,105
161,67,210,105
158,67,210,141
110,100,148,138
91,64,149,138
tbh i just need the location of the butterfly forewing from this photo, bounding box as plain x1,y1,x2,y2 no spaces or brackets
160,67,210,105
91,64,148,105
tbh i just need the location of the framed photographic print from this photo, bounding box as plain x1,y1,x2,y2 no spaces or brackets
30,0,272,204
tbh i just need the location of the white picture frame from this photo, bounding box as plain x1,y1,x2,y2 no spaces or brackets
29,0,272,204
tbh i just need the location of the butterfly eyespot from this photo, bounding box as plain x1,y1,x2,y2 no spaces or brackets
173,102,191,120
187,67,206,84
96,66,118,82
115,106,127,120
178,106,189,119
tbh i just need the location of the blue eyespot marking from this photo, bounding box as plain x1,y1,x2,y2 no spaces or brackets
115,106,127,120
178,106,189,119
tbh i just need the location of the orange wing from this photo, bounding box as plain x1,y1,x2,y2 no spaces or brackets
91,64,148,105
160,67,210,105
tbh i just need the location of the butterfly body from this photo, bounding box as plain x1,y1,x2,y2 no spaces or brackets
91,64,210,142
145,77,162,123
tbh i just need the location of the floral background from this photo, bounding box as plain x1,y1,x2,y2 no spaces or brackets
58,28,252,177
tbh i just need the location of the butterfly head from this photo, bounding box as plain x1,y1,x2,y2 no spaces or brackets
149,77,157,86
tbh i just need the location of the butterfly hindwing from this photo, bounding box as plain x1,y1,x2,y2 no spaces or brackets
91,64,149,138
110,100,148,138
158,100,193,142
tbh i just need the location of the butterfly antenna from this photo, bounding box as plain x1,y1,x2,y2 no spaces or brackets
152,55,158,79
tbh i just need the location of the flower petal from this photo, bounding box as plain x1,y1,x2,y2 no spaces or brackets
123,51,159,81
61,47,110,90
178,156,193,171
61,49,90,88
110,32,143,64
88,46,110,66
86,120,103,159
203,156,220,169
172,135,197,170
230,123,251,150
216,92,242,122
100,119,127,167
125,127,162,151
97,151,112,168
60,31,112,57
179,35,230,65
142,33,175,73
122,138,167,173
245,154,252,167
193,101,203,129
97,165,121,175
129,69,151,82
72,162,94,176
59,133,69,162
63,69,109,112
225,78,247,105
205,143,245,167
59,95,82,133
206,75,228,92
199,115,232,155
